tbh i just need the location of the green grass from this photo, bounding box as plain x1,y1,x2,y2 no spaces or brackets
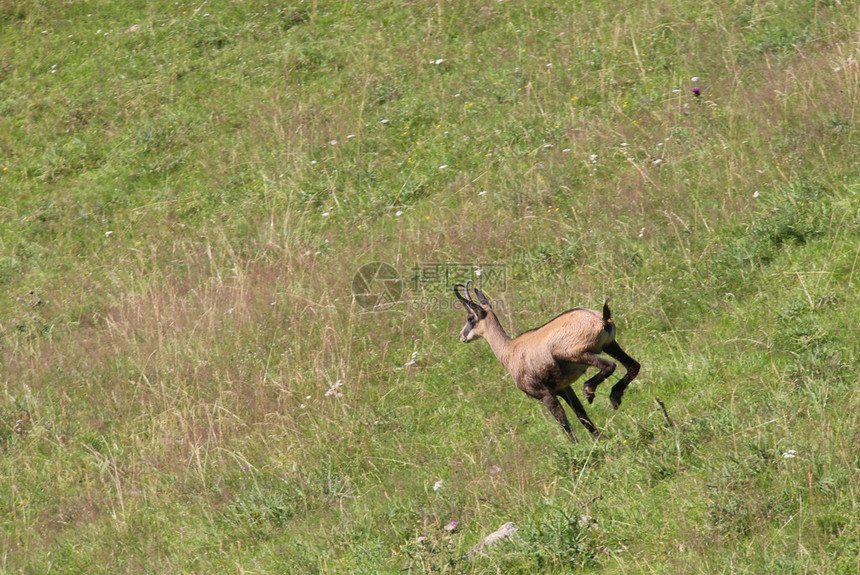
2,0,859,572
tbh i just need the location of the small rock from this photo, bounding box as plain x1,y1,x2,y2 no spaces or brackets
466,522,518,558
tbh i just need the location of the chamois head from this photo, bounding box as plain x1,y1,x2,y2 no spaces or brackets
454,280,493,343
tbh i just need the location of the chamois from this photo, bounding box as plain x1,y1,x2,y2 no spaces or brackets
454,281,639,441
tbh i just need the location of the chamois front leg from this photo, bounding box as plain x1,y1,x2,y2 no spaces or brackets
558,386,599,438
537,392,579,443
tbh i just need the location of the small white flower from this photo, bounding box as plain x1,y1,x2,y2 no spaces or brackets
782,449,797,459
105,230,113,237
347,134,355,139
672,89,682,94
691,76,700,82
434,58,445,65
652,158,663,166
474,269,483,276
433,480,444,491
325,380,344,398
478,190,488,196
395,210,403,216
621,142,629,147
562,148,571,153
439,164,448,170
329,139,338,146
322,212,330,217
380,119,389,124
638,227,645,238
753,191,760,198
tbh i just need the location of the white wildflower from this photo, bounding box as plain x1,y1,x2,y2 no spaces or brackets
433,480,444,491
325,380,344,398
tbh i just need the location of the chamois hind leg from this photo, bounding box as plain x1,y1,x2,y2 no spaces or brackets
558,386,599,438
603,341,640,409
576,352,616,405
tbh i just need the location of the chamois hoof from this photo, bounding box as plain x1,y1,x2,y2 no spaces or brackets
609,394,622,410
584,386,596,404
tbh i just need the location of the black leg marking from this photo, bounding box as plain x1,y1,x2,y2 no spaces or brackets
558,386,599,438
603,341,640,409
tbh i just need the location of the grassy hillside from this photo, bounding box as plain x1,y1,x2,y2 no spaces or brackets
1,0,859,572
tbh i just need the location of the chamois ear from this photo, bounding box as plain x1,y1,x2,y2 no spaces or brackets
473,287,492,308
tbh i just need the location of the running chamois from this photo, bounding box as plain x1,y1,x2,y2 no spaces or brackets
454,281,639,441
